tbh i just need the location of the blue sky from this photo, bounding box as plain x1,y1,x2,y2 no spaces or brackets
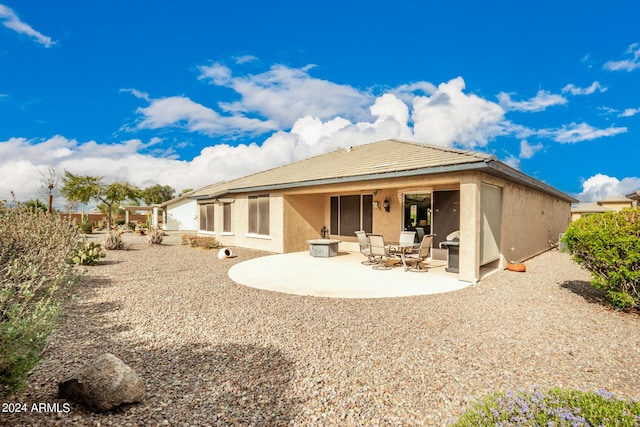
1,1,639,208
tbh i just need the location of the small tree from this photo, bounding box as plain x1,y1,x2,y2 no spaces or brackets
36,167,60,214
562,208,640,309
61,172,140,229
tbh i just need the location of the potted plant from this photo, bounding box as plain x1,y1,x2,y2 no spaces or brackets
507,247,526,272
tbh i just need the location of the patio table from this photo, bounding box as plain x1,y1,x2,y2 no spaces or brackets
387,242,420,271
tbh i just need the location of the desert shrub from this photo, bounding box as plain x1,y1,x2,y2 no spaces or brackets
0,206,82,396
68,241,106,265
77,221,93,234
561,208,640,309
147,229,164,244
114,219,125,226
181,234,219,249
103,231,127,250
452,388,640,426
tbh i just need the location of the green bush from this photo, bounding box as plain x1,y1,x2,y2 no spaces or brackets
77,221,93,234
0,206,81,396
561,208,640,309
452,388,640,426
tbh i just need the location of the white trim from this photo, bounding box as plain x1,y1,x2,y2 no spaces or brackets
245,233,272,240
198,230,216,236
220,232,234,236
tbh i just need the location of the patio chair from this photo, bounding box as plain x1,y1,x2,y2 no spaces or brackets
404,234,434,272
398,231,416,250
415,227,425,242
354,230,375,265
368,234,392,270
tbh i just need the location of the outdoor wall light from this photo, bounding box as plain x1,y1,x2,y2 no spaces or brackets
383,198,390,212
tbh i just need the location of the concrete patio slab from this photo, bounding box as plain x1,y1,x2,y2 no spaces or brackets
228,251,472,298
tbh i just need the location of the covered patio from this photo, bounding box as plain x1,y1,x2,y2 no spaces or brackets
228,251,479,298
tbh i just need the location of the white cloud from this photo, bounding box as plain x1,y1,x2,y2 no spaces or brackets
0,3,55,47
519,139,544,159
619,107,640,118
197,62,375,128
497,89,567,112
412,77,505,148
604,43,640,72
502,154,520,170
577,173,640,202
549,122,627,143
561,81,607,96
130,95,278,137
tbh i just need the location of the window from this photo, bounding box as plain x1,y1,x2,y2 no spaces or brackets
199,203,215,232
223,202,232,233
330,195,373,236
248,195,269,235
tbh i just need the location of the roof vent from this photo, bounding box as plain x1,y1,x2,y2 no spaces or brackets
345,146,352,152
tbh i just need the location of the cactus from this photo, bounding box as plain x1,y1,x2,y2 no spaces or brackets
69,241,106,265
147,229,164,244
103,231,126,250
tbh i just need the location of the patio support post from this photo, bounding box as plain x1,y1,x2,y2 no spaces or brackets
125,209,129,225
459,180,481,283
152,206,159,229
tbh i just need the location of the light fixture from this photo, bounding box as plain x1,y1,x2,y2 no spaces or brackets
383,198,390,212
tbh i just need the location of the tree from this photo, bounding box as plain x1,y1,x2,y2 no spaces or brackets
141,184,175,205
36,167,60,214
60,172,140,229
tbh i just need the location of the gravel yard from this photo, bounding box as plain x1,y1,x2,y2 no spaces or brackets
4,231,640,426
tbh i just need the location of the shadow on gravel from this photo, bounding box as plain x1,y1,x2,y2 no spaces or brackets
133,343,302,426
560,279,608,306
44,343,301,426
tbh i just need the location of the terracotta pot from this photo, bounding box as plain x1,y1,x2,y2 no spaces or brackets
507,262,526,272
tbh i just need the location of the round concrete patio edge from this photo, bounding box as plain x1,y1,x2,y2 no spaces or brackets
228,251,472,299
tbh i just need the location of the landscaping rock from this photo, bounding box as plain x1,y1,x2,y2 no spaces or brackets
58,353,145,413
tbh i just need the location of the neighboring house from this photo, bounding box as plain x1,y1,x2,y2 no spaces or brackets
161,189,198,231
570,194,633,221
570,202,614,222
598,194,634,211
181,139,576,283
624,189,640,208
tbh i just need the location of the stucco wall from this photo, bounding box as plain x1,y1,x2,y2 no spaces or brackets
482,174,571,264
214,194,284,253
283,194,326,252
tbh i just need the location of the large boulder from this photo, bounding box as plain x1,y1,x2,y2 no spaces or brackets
58,353,145,413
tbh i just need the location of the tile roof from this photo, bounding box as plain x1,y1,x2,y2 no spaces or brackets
190,139,493,198
187,138,577,202
571,202,614,213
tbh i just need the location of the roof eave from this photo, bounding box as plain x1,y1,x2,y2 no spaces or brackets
483,161,579,203
189,159,577,204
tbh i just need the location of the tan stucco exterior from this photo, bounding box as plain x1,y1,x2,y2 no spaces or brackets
179,139,575,283
195,170,571,283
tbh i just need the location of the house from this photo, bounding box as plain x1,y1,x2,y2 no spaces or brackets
624,190,640,208
570,194,633,221
161,189,198,231
170,139,576,283
598,194,634,211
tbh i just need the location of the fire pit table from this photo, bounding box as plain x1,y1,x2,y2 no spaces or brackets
306,239,342,257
